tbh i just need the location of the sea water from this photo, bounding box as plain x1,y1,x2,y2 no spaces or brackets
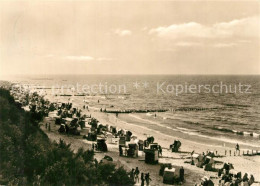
4,74,260,148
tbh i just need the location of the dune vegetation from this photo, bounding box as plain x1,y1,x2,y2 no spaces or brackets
0,88,134,186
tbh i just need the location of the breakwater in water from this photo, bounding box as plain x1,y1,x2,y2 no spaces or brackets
104,109,168,113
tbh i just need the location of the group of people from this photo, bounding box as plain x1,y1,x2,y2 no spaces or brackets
196,176,214,186
129,167,152,186
225,143,242,156
82,105,89,110
91,143,97,151
218,163,255,186
218,172,255,186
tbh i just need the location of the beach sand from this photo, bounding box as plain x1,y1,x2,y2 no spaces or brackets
89,110,260,183
42,94,260,185
41,118,217,186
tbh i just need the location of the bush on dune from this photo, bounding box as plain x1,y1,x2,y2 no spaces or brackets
0,88,134,186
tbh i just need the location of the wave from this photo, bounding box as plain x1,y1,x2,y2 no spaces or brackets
88,106,100,110
146,113,153,116
212,127,260,138
223,103,251,108
229,121,248,126
129,114,179,131
212,127,234,133
176,127,197,132
120,114,260,148
183,120,203,126
251,133,260,138
172,107,222,112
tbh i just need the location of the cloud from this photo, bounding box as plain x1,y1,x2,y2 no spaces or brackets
63,56,114,62
96,57,113,61
175,42,203,47
114,29,132,36
149,22,212,39
64,56,95,61
149,16,259,40
213,43,237,48
237,40,251,43
213,16,259,38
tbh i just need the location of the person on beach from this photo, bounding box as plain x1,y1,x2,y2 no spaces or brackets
243,173,249,182
134,167,140,183
201,177,214,186
130,169,135,182
180,166,184,182
45,123,47,129
119,145,123,156
235,143,240,154
218,169,222,177
158,145,162,157
65,124,69,135
145,173,151,186
124,148,127,156
218,179,223,186
249,175,255,185
141,173,145,186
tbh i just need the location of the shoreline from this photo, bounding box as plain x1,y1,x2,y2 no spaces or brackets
45,92,260,150
41,105,260,185
87,109,260,182
3,81,260,185
42,92,260,184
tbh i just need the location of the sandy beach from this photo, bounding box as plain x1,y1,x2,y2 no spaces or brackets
41,116,217,186
89,109,260,182
41,93,260,185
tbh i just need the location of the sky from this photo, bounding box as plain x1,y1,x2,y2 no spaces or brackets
0,0,259,76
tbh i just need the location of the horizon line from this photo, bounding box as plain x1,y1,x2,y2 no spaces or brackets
1,73,260,76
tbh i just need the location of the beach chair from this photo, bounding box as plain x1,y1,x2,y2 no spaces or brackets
144,149,159,164
97,138,108,152
163,167,176,184
119,136,126,147
106,133,113,144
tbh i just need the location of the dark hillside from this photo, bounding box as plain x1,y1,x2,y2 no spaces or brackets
0,88,134,186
